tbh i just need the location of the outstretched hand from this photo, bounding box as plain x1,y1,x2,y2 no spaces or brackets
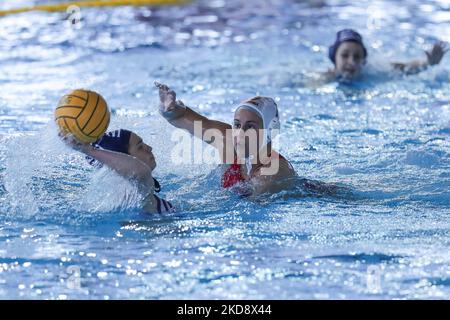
154,82,186,119
425,41,448,65
155,81,177,112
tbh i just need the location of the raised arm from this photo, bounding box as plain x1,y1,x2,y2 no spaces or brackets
391,41,448,75
155,82,231,150
64,137,154,191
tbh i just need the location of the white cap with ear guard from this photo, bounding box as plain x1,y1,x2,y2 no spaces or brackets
235,96,280,146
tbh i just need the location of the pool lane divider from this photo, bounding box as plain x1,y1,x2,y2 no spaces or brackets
0,0,191,17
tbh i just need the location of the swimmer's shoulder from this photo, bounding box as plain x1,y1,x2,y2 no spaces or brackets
266,151,297,178
249,152,297,195
304,69,336,88
320,69,337,83
279,155,297,178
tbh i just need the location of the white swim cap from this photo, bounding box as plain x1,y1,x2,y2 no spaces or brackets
235,96,280,146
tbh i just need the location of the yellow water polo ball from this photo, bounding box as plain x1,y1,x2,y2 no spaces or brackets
55,89,110,143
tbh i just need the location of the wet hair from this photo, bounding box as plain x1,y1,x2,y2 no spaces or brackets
328,29,367,65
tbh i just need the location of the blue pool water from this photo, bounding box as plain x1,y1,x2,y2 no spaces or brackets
0,0,449,299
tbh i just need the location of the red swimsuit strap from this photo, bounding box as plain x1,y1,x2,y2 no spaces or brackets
222,154,244,188
222,153,286,188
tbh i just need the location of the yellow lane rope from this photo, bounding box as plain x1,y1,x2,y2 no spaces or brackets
0,0,190,17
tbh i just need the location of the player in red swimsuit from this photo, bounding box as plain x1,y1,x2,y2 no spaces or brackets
155,82,297,196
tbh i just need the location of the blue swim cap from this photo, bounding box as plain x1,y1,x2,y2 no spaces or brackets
94,129,131,154
85,129,162,193
328,29,367,65
86,129,132,167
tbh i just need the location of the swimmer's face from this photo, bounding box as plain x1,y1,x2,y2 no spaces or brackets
335,41,365,79
233,108,263,159
128,133,156,171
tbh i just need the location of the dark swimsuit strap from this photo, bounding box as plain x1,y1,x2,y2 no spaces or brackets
153,194,173,214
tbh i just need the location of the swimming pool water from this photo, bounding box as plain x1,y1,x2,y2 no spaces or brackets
0,0,449,299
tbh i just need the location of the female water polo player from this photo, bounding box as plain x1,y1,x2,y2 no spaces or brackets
155,82,298,196
321,29,448,82
63,129,175,214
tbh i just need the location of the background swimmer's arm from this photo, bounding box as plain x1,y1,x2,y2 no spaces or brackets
155,82,231,149
391,42,448,75
391,60,428,75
